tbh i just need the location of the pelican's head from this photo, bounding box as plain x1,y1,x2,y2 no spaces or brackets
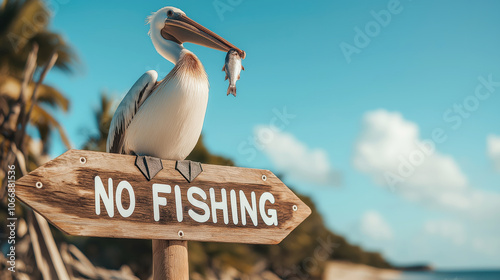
148,6,244,64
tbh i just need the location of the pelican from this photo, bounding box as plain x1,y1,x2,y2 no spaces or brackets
106,6,244,174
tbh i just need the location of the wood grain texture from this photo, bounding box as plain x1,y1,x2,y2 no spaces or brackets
153,240,188,280
16,150,311,244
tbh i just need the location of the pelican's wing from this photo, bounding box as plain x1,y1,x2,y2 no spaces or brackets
106,70,158,154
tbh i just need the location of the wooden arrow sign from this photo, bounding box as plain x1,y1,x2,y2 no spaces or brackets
16,150,311,244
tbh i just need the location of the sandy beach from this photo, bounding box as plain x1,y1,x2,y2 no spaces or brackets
323,261,401,280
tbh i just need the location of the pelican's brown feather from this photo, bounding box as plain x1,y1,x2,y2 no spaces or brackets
156,52,207,88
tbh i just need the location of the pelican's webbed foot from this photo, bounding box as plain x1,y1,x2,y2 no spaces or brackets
135,155,163,181
175,160,203,183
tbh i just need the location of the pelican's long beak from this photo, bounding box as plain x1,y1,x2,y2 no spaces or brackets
162,13,245,59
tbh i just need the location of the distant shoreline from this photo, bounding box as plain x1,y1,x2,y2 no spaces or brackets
323,261,401,280
395,264,434,272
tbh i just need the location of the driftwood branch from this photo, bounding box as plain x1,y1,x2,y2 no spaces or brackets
1,44,38,193
10,142,27,176
18,52,59,146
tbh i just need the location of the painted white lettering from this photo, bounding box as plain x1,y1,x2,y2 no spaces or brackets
259,192,278,226
210,188,228,224
188,187,210,223
152,184,171,222
115,181,135,218
174,185,183,222
240,190,258,226
95,176,114,217
230,189,238,225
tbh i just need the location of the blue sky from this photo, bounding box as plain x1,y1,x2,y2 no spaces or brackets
42,0,500,269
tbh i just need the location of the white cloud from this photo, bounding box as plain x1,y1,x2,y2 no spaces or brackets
424,220,466,245
360,211,393,240
254,125,340,186
487,134,500,172
353,110,500,218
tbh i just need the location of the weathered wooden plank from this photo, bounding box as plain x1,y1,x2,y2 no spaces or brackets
16,150,311,244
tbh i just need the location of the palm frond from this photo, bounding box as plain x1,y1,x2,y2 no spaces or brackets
30,104,71,149
36,83,70,112
30,31,78,73
0,75,69,111
0,0,48,52
82,92,116,152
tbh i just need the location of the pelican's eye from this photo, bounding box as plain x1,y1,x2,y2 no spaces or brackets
167,10,174,17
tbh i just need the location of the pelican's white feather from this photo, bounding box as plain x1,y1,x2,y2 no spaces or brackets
106,70,158,154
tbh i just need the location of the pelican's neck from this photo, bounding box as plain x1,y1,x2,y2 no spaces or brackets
151,31,185,64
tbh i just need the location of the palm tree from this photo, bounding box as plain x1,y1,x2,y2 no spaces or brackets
0,2,79,278
0,0,78,183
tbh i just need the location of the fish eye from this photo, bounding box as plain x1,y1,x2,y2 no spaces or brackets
167,10,174,17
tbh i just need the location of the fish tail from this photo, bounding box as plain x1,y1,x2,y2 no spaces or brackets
227,86,237,97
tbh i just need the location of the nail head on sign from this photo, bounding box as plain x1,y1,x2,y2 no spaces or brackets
178,230,184,238
80,157,86,164
293,205,298,211
262,175,267,181
36,182,43,189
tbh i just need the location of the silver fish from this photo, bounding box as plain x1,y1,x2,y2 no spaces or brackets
222,48,244,97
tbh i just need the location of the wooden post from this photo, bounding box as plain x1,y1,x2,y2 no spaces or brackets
153,240,189,280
